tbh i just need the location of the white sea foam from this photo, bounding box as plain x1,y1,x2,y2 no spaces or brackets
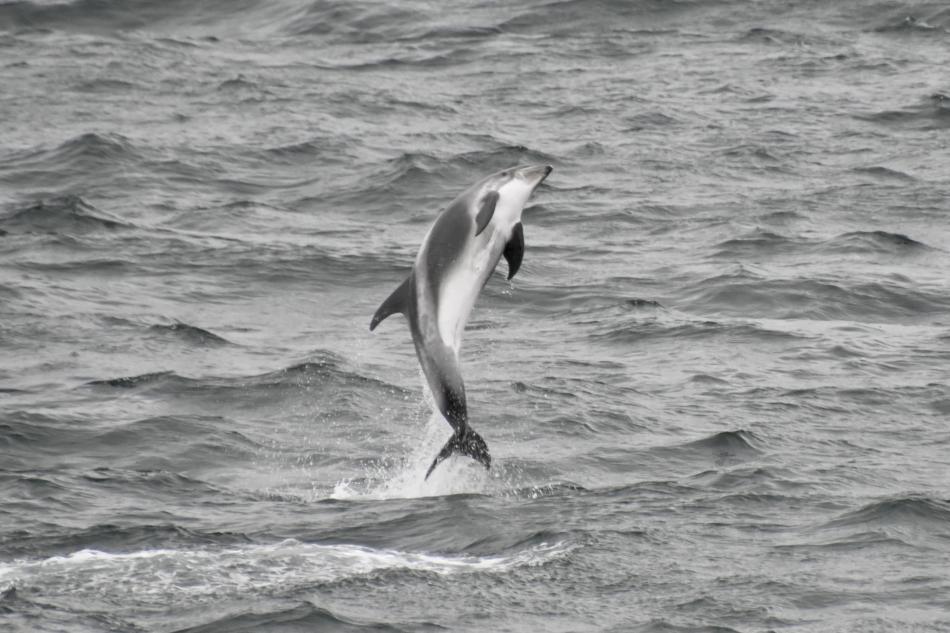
0,538,571,606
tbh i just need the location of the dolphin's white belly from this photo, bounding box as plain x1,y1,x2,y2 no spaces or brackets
437,229,504,354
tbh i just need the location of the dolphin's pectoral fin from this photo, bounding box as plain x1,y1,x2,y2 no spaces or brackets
503,222,525,280
369,275,412,331
424,428,491,480
474,191,499,236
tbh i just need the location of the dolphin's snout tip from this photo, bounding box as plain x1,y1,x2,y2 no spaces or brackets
519,163,553,185
535,164,553,176
538,164,553,185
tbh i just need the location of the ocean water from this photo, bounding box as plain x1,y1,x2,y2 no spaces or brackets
2,0,950,631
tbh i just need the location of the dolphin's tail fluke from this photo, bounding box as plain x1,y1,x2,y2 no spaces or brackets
424,428,491,480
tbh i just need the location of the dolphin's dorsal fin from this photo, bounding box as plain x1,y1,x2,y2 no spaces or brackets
503,222,524,280
369,276,412,331
474,191,499,236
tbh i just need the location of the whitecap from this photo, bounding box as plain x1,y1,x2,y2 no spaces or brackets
0,538,571,607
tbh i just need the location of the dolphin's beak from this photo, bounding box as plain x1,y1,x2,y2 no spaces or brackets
518,164,553,189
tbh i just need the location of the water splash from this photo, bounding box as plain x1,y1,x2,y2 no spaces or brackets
332,411,494,500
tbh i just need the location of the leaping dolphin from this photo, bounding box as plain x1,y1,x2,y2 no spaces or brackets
369,164,553,479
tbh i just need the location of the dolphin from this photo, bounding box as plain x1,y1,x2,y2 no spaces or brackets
369,164,553,479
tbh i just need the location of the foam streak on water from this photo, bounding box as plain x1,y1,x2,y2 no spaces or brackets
0,539,571,604
2,0,950,632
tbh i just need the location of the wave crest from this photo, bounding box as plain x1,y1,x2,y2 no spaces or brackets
0,195,131,235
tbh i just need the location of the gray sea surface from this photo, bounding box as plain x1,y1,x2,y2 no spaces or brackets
2,1,950,631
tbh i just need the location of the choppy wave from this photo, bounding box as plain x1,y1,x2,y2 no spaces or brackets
874,11,950,35
0,195,131,235
0,0,274,34
857,93,950,130
147,322,232,346
0,521,253,559
823,495,950,531
820,230,930,254
179,603,402,633
679,271,949,321
84,350,386,389
590,309,807,345
1,413,261,477
589,430,766,482
680,429,762,455
711,228,931,259
176,602,436,633
0,133,143,192
285,3,434,41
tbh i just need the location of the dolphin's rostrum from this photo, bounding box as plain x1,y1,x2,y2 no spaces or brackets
370,164,552,479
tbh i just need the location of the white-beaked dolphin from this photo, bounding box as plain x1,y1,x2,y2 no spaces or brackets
370,164,553,479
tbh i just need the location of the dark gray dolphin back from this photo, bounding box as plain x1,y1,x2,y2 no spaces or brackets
420,195,474,306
